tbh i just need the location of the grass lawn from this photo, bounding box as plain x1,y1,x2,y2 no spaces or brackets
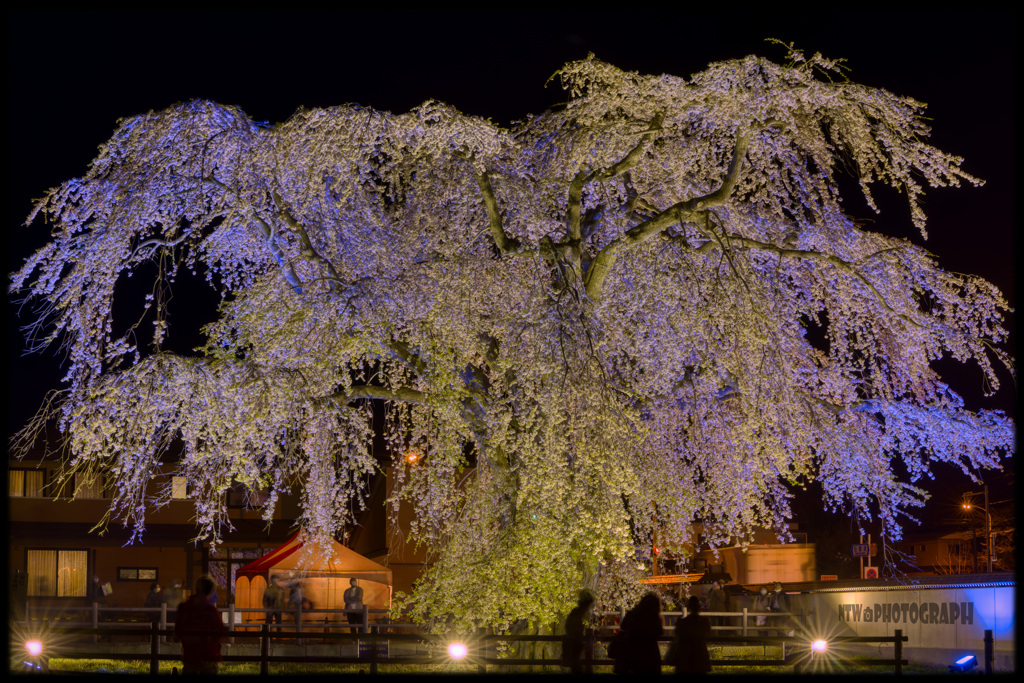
28,656,954,675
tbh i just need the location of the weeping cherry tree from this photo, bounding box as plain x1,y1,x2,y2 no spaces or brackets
10,47,1014,631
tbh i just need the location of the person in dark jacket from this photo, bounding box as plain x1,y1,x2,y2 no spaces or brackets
263,575,287,627
613,592,663,674
174,577,226,675
706,580,728,628
669,595,712,674
144,582,163,624
562,590,595,673
89,576,107,607
769,582,792,636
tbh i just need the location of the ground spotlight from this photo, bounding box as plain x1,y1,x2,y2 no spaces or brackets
949,654,978,672
810,639,828,654
21,638,47,673
447,641,469,660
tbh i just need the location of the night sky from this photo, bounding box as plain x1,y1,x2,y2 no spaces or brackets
6,11,1015,532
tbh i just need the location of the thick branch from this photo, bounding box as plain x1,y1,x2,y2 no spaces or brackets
253,213,304,292
568,113,664,243
331,384,429,406
271,190,343,294
585,128,750,299
476,171,520,254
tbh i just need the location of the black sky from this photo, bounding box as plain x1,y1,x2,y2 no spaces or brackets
6,11,1015,528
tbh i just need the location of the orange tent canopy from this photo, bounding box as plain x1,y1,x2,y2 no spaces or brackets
234,532,392,622
235,531,392,585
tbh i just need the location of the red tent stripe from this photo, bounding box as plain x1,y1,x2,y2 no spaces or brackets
235,532,303,577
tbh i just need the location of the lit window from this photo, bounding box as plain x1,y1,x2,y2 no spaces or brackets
118,567,158,582
74,472,107,499
171,476,188,499
9,468,45,497
26,549,88,597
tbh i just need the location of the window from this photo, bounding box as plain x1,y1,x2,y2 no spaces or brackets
9,468,45,497
171,476,188,499
118,567,158,582
26,549,88,597
74,471,110,499
208,547,264,603
226,482,270,509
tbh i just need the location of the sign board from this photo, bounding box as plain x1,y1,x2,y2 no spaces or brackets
851,544,870,557
863,567,879,579
807,583,1015,670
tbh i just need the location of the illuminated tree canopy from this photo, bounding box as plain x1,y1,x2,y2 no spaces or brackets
11,48,1013,629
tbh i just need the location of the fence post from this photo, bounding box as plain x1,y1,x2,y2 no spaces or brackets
477,627,487,675
362,605,369,634
742,607,748,636
984,629,993,674
370,625,379,675
229,603,236,645
584,628,595,674
893,629,902,675
160,603,168,644
260,622,270,676
150,620,160,675
296,602,303,634
92,601,99,644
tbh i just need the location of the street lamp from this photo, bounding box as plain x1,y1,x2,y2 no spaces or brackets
961,487,993,573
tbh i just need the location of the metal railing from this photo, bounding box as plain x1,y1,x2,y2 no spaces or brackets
22,602,395,644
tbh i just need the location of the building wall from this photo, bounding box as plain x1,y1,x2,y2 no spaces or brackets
698,544,817,585
8,460,300,611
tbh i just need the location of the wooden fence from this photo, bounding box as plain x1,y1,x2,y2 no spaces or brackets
11,604,947,675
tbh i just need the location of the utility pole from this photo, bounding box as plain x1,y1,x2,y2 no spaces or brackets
961,486,993,573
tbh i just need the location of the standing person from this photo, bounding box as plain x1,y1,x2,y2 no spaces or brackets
89,576,107,607
201,575,219,607
343,578,364,630
668,595,712,674
706,580,728,629
144,582,163,624
753,586,772,636
163,579,183,629
175,577,226,675
562,590,594,674
287,579,305,626
263,575,286,628
89,576,109,640
768,582,792,636
613,592,663,674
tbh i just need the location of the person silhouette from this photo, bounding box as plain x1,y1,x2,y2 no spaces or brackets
613,592,663,674
562,590,595,673
669,595,712,674
174,577,226,675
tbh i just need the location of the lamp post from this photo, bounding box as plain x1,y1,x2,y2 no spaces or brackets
961,486,993,573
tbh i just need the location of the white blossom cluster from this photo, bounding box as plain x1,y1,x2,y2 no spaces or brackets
10,50,1013,631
